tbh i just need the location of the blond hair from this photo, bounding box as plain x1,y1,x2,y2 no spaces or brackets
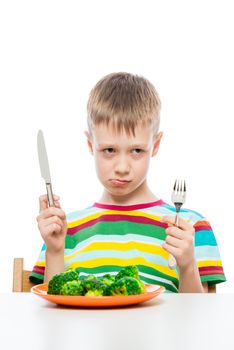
87,72,161,137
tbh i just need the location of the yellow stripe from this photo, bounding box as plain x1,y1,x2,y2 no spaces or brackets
197,260,222,267
64,241,168,262
67,257,178,278
37,258,222,277
67,210,161,228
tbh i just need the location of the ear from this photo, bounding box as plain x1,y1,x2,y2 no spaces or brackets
151,131,163,157
84,130,94,155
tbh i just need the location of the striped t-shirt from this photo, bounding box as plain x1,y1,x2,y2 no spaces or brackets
30,199,226,293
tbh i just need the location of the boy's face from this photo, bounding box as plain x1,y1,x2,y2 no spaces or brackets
85,123,163,201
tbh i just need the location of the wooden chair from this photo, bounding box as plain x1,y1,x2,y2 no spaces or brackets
208,284,216,293
12,258,35,292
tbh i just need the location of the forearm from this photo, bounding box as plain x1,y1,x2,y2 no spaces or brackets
44,249,65,283
179,261,204,293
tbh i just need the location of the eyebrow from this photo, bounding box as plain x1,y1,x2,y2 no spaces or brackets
97,143,149,148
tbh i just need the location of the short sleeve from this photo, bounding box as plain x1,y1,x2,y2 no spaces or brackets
29,243,46,284
193,219,226,286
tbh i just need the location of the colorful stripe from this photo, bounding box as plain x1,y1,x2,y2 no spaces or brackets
30,200,226,291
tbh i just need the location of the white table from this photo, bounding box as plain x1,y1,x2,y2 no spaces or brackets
1,292,233,350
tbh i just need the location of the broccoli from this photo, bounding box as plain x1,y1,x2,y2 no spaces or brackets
98,274,115,286
81,279,107,297
47,269,79,295
60,280,84,296
47,265,146,296
105,276,145,296
80,275,98,291
115,265,140,281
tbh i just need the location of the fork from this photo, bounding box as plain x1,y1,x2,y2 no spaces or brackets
168,179,186,269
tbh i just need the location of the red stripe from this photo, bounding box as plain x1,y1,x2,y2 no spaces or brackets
33,266,45,274
199,270,224,276
199,266,224,276
93,199,165,211
67,214,167,235
195,225,212,232
194,220,210,227
199,266,223,272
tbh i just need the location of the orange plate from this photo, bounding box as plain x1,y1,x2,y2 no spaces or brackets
31,283,165,307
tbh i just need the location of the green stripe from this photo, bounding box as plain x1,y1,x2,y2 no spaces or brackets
29,272,43,284
200,274,227,284
67,221,166,248
138,264,179,286
140,275,178,293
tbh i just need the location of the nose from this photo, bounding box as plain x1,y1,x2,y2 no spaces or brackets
114,154,130,175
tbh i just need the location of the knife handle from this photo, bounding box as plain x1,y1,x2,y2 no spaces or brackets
46,183,54,207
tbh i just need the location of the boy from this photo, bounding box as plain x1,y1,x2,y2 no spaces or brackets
31,72,226,293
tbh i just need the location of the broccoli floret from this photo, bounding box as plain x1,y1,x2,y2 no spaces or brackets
47,269,79,295
105,276,144,296
80,275,98,290
98,274,115,286
81,278,107,297
115,265,140,281
60,280,84,296
85,289,103,297
138,279,146,294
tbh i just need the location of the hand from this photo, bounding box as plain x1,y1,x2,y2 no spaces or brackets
161,216,196,270
37,194,67,254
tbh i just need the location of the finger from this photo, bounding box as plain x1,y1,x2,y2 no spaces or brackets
162,242,180,257
37,207,66,220
165,234,182,248
41,222,63,236
54,201,61,209
43,215,64,228
165,226,184,239
39,195,48,211
39,194,60,211
161,215,192,230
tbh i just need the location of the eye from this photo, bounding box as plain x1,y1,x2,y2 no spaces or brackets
103,148,115,154
132,149,143,155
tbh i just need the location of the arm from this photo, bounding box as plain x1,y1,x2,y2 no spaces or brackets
161,216,209,293
178,263,207,293
37,194,67,283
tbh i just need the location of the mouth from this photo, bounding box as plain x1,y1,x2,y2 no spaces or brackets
109,179,131,186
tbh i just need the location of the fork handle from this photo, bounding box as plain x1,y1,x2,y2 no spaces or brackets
175,212,180,226
168,254,177,269
168,212,180,269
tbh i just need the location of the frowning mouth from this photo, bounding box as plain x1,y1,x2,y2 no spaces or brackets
109,179,131,186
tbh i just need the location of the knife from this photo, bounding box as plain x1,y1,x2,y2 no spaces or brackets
37,130,54,207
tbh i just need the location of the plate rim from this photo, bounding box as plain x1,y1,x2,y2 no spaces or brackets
31,283,165,307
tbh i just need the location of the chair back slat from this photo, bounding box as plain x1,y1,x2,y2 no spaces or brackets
13,258,34,292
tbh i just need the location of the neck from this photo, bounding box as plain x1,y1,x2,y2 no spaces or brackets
98,181,158,206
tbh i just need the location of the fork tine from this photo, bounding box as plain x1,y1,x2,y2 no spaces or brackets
178,180,182,195
176,179,179,193
181,179,184,194
184,180,186,193
173,179,177,191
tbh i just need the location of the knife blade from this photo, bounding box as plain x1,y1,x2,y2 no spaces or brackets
37,130,54,207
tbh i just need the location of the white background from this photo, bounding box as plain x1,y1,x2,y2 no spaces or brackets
0,0,233,293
